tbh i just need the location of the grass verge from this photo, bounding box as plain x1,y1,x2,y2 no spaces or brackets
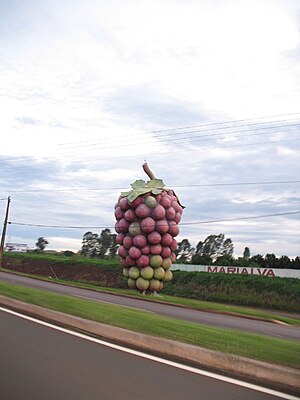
0,281,299,369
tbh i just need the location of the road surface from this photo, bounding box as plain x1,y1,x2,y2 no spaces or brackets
0,308,296,400
1,271,300,340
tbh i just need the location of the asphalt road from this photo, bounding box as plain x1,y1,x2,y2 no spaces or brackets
1,271,300,340
0,308,294,400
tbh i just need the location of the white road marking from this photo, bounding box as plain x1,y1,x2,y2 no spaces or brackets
264,331,284,338
0,307,298,400
73,295,154,313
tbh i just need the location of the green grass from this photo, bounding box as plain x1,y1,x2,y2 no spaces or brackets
0,282,299,369
164,270,300,312
53,280,300,325
2,267,300,326
3,252,119,267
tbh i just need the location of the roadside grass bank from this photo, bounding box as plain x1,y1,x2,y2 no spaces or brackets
0,282,299,369
2,267,300,326
164,270,300,312
3,252,119,267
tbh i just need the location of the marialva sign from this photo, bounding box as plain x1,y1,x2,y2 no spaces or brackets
171,264,300,278
207,266,275,277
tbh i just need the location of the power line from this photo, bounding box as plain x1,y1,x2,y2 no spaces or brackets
58,112,300,148
1,137,299,176
8,210,300,230
56,122,300,155
56,117,300,151
171,180,300,188
144,112,300,134
1,114,299,165
3,179,300,194
1,131,299,169
3,180,300,195
182,211,300,225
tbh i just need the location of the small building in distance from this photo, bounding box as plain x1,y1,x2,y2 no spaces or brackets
5,243,28,253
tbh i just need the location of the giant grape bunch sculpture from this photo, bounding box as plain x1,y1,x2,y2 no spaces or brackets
114,163,184,294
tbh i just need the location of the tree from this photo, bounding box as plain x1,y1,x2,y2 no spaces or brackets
265,253,278,268
191,253,213,265
81,229,118,258
63,250,75,257
192,234,233,262
214,254,234,266
176,239,193,263
277,255,291,269
243,247,250,259
108,233,118,258
250,254,266,267
36,237,48,252
292,256,300,270
98,228,114,258
81,231,100,257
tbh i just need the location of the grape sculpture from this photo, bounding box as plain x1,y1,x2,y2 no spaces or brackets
114,163,184,294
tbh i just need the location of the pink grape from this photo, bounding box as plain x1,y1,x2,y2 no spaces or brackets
150,244,162,255
161,246,171,258
170,238,178,251
128,246,142,259
125,255,136,266
123,235,133,249
119,197,129,211
174,212,181,224
152,204,166,220
115,207,123,220
135,204,151,219
168,221,179,237
128,196,143,208
133,234,147,248
161,233,173,247
155,219,169,234
147,231,162,245
118,218,129,233
116,233,125,245
141,245,150,255
136,255,150,268
141,217,155,233
118,245,127,258
160,196,171,209
124,209,136,222
166,207,176,221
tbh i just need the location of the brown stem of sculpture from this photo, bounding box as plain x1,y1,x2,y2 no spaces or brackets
142,163,156,180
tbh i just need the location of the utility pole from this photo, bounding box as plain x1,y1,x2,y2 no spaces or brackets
0,196,11,268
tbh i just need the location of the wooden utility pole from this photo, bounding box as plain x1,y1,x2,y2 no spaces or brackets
0,196,11,268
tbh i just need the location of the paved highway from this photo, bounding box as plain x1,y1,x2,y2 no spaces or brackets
0,308,296,400
1,271,300,340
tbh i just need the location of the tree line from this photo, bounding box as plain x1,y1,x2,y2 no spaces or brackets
79,230,300,270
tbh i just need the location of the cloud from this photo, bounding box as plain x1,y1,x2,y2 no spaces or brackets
0,0,299,257
102,85,205,128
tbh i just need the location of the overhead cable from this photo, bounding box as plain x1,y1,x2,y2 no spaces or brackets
8,210,300,230
3,179,300,193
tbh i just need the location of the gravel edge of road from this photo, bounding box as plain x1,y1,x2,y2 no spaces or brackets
1,295,299,396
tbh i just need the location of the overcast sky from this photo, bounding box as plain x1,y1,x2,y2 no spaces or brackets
0,0,299,257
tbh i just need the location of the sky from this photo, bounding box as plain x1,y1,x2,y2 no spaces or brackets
0,0,299,257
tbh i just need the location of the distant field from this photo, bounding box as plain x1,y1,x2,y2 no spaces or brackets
3,252,300,312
